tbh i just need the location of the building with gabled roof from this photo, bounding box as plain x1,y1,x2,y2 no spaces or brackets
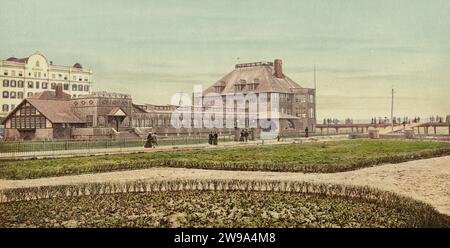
199,59,316,134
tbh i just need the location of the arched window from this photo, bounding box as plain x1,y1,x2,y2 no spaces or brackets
10,80,16,87
27,92,33,98
3,91,9,98
27,81,34,88
18,80,24,88
72,84,77,91
10,91,16,99
3,79,9,87
36,60,40,67
2,104,9,112
18,92,24,99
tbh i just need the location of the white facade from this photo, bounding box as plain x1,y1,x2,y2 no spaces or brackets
1,52,93,117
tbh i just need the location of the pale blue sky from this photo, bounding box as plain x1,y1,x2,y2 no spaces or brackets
1,0,449,119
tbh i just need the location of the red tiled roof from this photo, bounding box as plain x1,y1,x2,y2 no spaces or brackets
6,57,29,63
203,62,303,95
27,99,85,123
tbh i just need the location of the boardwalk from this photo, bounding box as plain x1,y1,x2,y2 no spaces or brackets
1,156,449,215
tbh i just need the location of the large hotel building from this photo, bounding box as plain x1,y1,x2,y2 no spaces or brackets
0,52,93,117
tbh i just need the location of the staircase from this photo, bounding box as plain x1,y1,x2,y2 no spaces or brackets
115,128,141,140
379,122,423,134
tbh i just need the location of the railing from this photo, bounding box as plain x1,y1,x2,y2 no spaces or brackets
0,135,235,158
0,131,350,158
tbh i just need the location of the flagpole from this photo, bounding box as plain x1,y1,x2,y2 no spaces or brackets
391,88,394,133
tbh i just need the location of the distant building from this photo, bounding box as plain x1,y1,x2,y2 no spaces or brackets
2,59,316,141
1,52,93,117
198,59,316,134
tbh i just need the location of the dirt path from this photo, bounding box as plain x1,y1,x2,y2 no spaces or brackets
1,156,449,215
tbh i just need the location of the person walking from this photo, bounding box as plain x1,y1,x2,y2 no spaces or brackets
244,129,248,142
305,126,309,138
208,132,213,145
213,132,218,145
144,133,153,148
152,132,158,148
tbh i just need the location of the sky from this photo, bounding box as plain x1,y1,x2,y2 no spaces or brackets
1,0,449,120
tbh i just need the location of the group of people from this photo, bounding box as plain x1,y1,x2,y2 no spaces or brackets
208,132,219,145
430,116,445,123
371,117,390,125
144,132,158,148
239,129,250,142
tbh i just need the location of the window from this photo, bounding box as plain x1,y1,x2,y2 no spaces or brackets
3,91,9,98
79,77,82,81
84,85,89,92
64,76,68,80
18,80,24,88
18,92,23,99
27,92,33,98
27,81,34,88
10,80,16,87
34,72,37,78
38,72,41,78
2,104,8,112
11,70,15,77
18,72,23,76
78,85,83,91
36,81,40,89
84,78,88,82
36,60,40,67
51,83,56,89
72,84,77,91
42,82,48,89
3,80,9,87
3,71,8,76
10,91,16,99
64,84,69,90
86,115,93,127
52,74,56,79
11,104,15,110
40,117,46,128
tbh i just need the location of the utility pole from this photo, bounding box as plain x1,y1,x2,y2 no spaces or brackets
314,64,317,128
391,88,394,133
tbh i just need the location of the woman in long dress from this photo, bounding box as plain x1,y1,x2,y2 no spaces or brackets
144,133,153,148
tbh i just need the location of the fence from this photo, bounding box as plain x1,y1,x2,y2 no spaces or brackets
0,131,355,158
0,135,235,158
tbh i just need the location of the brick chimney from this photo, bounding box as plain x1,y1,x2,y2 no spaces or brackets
274,59,283,78
55,83,63,98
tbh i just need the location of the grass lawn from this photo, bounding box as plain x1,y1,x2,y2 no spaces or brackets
1,190,448,227
0,139,449,179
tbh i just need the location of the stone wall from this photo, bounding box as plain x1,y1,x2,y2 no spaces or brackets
71,127,115,140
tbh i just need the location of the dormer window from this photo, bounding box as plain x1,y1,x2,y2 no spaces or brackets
36,61,40,67
247,79,260,91
214,81,226,93
214,86,224,93
234,79,246,91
